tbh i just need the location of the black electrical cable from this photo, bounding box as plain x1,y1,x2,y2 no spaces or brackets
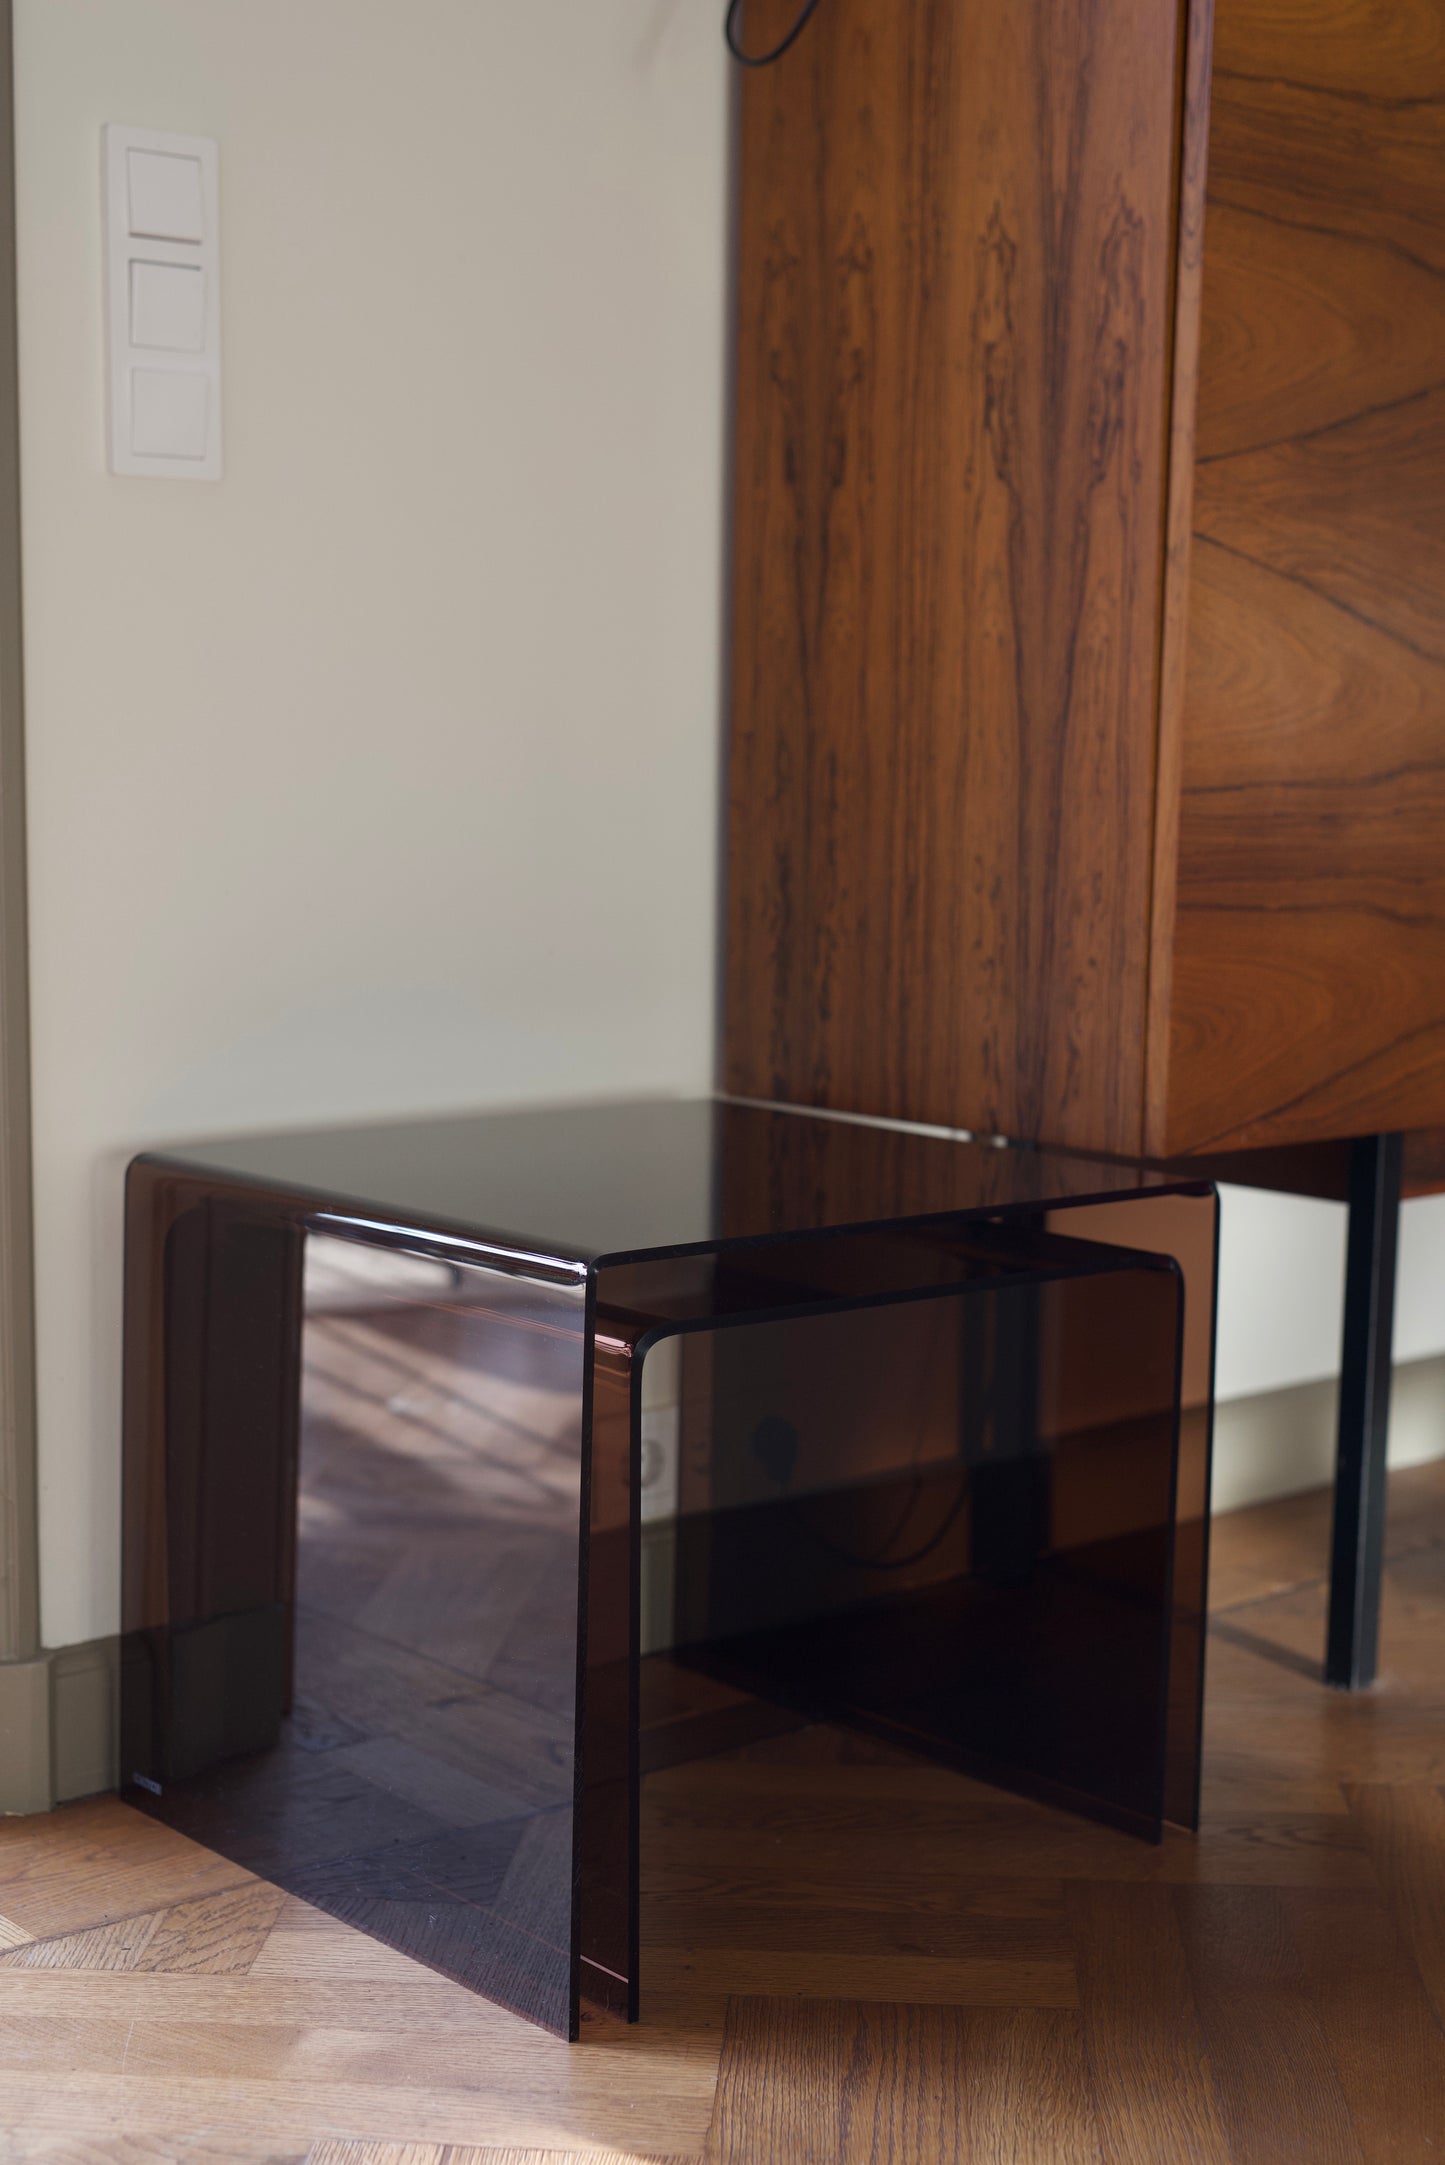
785,1469,974,1573
724,0,826,68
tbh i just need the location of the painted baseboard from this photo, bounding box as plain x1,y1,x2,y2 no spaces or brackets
1211,1352,1445,1516
0,1635,117,1815
50,1637,119,1805
0,1654,50,1813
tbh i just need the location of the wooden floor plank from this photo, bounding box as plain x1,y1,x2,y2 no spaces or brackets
134,1882,289,1975
305,2145,447,2165
1282,1886,1445,2160
646,1769,1372,1890
0,1911,162,1971
0,2016,134,2080
1208,1455,1445,1615
0,2071,716,2155
0,1880,287,1987
308,2146,684,2165
1066,1882,1230,2165
7,2140,308,2164
113,2015,716,2104
1173,1883,1362,2164
1344,1779,1445,2032
645,1946,1076,2006
641,1895,1076,2007
0,1798,254,1938
0,1968,720,2049
643,1865,1068,1921
249,1906,440,1986
702,1999,1101,2165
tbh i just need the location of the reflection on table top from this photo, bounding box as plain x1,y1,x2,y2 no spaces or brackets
136,1094,1213,1266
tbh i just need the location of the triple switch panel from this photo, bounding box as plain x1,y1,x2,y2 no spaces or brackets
104,125,221,480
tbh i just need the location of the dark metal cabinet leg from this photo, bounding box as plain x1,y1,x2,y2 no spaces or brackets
1325,1133,1403,1688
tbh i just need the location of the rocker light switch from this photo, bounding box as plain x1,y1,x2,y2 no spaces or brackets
129,260,205,352
104,125,221,479
131,369,209,460
126,148,206,243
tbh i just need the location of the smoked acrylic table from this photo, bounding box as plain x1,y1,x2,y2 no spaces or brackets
119,1096,1217,2037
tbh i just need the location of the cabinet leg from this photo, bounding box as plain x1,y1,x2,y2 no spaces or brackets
1325,1133,1403,1688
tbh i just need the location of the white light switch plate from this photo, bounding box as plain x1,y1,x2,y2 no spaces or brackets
104,125,221,479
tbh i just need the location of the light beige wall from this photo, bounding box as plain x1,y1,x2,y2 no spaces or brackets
14,0,728,1649
1212,1354,1445,1516
1217,1184,1445,1399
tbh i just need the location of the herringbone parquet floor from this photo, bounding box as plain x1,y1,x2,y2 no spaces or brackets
2,1458,1445,2161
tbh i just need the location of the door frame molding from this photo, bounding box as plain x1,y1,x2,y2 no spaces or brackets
0,0,41,1688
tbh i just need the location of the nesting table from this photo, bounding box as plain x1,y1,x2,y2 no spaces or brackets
120,1096,1216,2036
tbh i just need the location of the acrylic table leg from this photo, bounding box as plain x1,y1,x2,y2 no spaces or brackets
121,1168,305,1785
576,1313,641,2032
1325,1133,1403,1689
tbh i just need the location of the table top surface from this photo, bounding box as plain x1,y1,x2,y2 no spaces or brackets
138,1095,1213,1267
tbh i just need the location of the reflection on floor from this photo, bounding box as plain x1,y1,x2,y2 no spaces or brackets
141,1244,587,2031
3,1461,1445,2155
147,1235,1193,2033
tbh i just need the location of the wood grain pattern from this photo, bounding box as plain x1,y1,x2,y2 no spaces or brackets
1157,0,1445,1150
1144,0,1218,1157
1281,1886,1445,2158
725,0,1445,1162
305,2151,697,2165
703,2001,1100,2164
0,1795,251,1939
6,2139,308,2165
725,0,1187,1155
1065,1881,1230,2163
1345,1779,1445,2034
5,1464,1445,2155
1171,1884,1360,2162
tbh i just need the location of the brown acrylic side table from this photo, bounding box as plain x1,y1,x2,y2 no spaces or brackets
120,1096,1216,2036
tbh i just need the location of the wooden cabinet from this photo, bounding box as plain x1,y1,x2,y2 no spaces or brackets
724,0,1445,1158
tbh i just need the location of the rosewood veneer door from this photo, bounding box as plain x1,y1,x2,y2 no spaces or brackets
724,0,1186,1158
1153,0,1445,1154
726,0,1445,1164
